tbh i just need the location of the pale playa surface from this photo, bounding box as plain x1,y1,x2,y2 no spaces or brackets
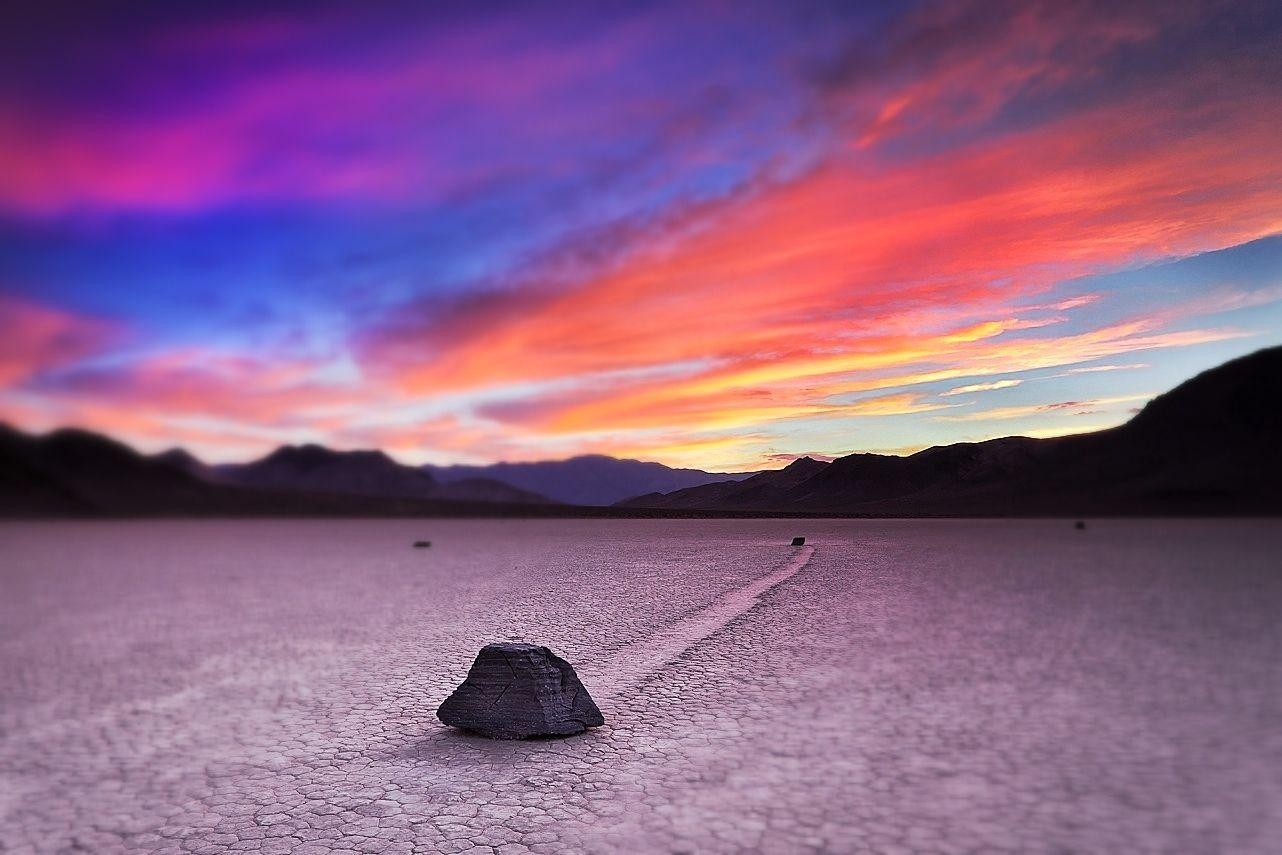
1,519,1280,854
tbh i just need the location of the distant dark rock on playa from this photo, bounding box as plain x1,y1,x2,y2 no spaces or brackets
791,536,806,546
437,643,604,739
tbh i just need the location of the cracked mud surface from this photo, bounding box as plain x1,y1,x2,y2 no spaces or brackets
2,518,1280,853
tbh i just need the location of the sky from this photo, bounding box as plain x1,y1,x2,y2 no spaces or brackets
2,0,1280,470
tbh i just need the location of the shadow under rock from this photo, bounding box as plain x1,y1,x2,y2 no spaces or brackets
397,722,609,763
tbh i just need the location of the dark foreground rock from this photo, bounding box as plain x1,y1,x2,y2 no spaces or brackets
437,643,604,739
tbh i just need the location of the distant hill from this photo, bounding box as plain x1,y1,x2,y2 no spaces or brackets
1,426,225,516
621,456,825,510
216,445,551,505
0,428,554,517
151,447,209,477
620,346,1282,516
424,454,753,506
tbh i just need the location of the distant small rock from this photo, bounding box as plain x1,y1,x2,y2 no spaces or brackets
791,536,806,546
413,540,432,548
1074,521,1086,530
437,643,604,739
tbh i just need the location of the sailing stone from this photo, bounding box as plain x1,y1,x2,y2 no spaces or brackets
437,643,605,739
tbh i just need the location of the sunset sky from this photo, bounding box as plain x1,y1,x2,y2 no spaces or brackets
2,0,1280,470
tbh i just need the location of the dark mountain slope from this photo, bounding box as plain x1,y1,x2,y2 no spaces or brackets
623,456,826,510
0,426,227,515
0,427,553,516
217,445,551,504
622,346,1282,515
151,447,210,478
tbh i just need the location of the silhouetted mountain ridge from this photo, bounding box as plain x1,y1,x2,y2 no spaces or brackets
216,444,551,505
1,425,214,515
2,346,1277,516
424,454,753,506
621,346,1282,515
0,429,554,516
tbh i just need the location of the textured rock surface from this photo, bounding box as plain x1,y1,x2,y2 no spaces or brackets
438,643,603,738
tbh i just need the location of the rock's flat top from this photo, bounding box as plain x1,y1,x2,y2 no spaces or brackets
437,642,603,739
2,519,1281,854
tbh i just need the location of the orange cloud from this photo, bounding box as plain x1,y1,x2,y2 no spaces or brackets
369,70,1281,428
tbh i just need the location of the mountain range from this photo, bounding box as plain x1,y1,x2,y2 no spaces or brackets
0,426,563,517
423,456,751,506
621,346,1282,515
212,445,552,505
0,428,748,516
2,346,1278,517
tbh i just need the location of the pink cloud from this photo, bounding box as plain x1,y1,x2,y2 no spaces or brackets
42,348,367,427
0,295,121,387
0,10,663,217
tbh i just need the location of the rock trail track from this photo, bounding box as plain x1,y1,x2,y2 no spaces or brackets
591,544,815,703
